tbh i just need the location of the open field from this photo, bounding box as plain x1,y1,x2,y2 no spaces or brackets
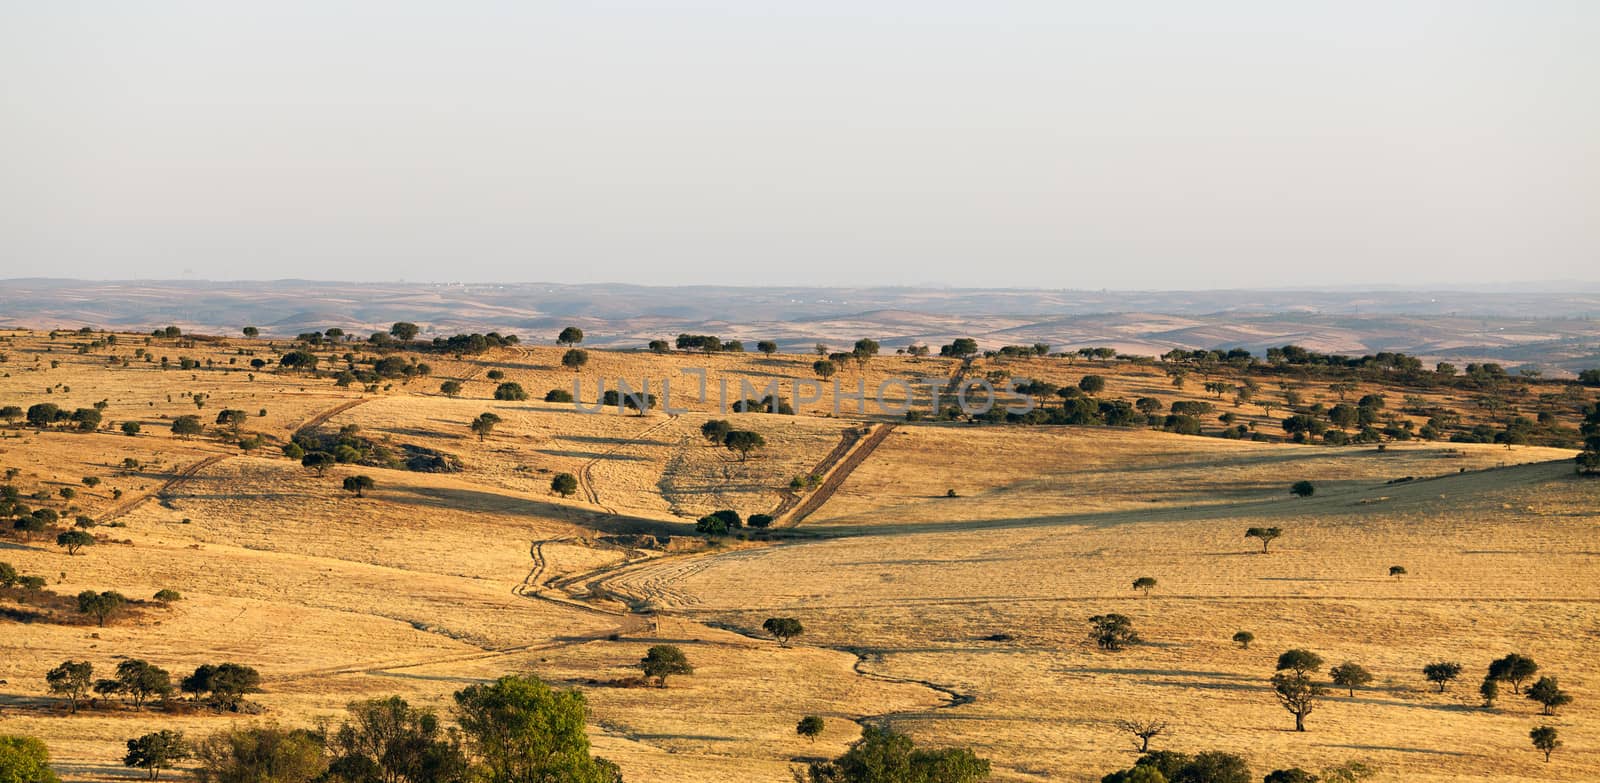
1,329,1596,781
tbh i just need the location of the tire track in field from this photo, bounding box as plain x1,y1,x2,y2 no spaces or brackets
288,397,370,440
578,415,679,513
95,453,233,524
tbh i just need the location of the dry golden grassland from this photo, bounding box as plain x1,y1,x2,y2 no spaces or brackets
0,329,1594,782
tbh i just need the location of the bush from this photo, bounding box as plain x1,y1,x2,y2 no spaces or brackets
544,389,574,403
0,735,62,783
493,382,528,401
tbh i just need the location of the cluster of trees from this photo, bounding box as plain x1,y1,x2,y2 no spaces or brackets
693,508,773,536
108,673,620,783
0,560,49,593
699,419,766,460
46,660,259,714
1578,402,1599,474
1101,751,1380,783
804,725,989,783
5,402,105,432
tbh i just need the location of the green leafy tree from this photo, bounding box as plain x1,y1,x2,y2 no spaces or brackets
797,716,825,743
1487,653,1538,693
1526,676,1572,715
329,696,468,783
182,663,261,710
1276,649,1324,675
1330,662,1372,696
561,349,589,373
453,674,621,783
1530,726,1560,763
124,730,188,780
1089,613,1139,651
805,725,989,783
171,415,204,439
154,589,183,603
1132,577,1157,597
762,617,804,646
77,590,128,626
46,660,94,713
56,529,94,556
302,451,336,476
1079,375,1106,394
192,724,327,783
722,430,766,461
1479,677,1498,708
544,389,573,403
470,412,502,442
551,473,578,498
700,419,732,445
242,327,259,337
390,322,420,341
1290,480,1315,498
342,475,375,498
493,383,528,401
557,327,584,346
122,420,142,436
1423,661,1462,692
0,735,63,783
440,380,462,397
758,341,778,355
813,359,837,381
1231,631,1254,649
640,645,693,687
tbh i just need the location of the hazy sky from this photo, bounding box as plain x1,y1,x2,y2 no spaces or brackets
1,2,1595,288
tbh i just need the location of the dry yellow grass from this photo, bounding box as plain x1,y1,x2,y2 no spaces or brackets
1,331,1595,782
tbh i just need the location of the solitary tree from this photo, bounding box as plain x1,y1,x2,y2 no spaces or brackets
1330,662,1373,696
796,715,824,743
1113,719,1169,753
452,674,620,783
1487,653,1538,693
440,380,462,397
700,419,732,445
470,412,501,441
1530,726,1561,763
758,340,778,356
170,415,204,439
1290,480,1315,498
1423,661,1463,692
56,529,94,556
551,473,578,498
1271,670,1324,732
1526,676,1572,715
46,660,94,713
1089,613,1139,651
557,327,584,346
493,382,528,401
762,617,804,646
342,475,374,498
1232,631,1254,649
812,359,837,381
1388,565,1407,578
722,430,766,460
0,735,61,783
562,349,589,373
639,645,693,687
242,326,259,337
124,730,187,780
390,322,420,341
1246,526,1282,553
1480,677,1499,708
1132,577,1157,597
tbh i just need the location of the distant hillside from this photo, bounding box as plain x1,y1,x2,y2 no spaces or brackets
2,279,1598,375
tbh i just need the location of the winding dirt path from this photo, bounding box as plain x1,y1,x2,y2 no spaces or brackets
577,415,679,513
287,397,370,440
95,453,233,524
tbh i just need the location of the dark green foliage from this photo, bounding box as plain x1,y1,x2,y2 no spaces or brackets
1487,653,1538,693
700,419,732,445
557,327,584,346
722,430,765,460
639,645,693,686
46,660,94,713
1290,480,1315,498
1089,613,1139,651
124,730,187,780
747,513,774,528
797,715,825,743
695,515,728,538
561,349,589,372
544,388,573,403
1263,769,1317,783
440,380,462,397
329,696,468,783
1423,661,1462,692
390,322,420,341
551,473,578,498
762,617,804,646
301,451,336,476
1132,577,1157,596
182,663,261,710
1526,676,1571,715
813,359,837,380
192,724,327,783
1276,649,1324,675
758,341,778,355
342,475,375,497
56,529,94,555
1078,375,1107,393
1530,726,1560,762
1231,631,1253,649
805,724,990,783
77,590,128,626
471,412,502,441
1329,662,1372,696
493,382,528,401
